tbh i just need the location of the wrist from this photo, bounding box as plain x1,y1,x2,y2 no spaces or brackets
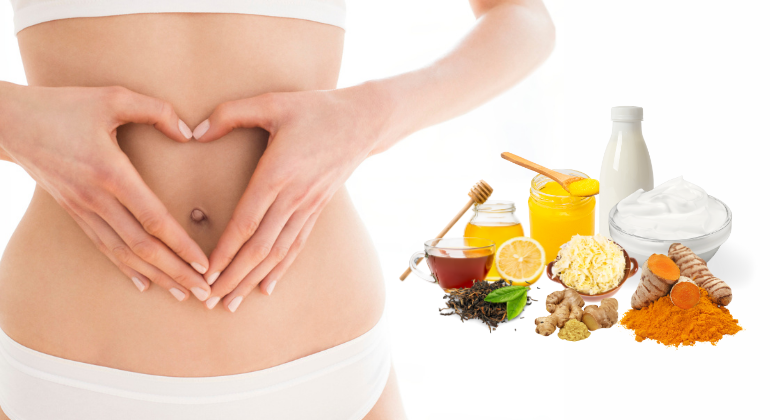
346,79,408,156
0,81,23,110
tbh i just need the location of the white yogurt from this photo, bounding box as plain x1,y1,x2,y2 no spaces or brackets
614,176,727,239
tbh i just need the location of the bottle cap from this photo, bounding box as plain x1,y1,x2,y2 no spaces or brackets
611,106,643,121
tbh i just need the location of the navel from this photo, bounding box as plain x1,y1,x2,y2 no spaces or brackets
190,208,208,223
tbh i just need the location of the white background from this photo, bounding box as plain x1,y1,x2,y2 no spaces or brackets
1,1,768,419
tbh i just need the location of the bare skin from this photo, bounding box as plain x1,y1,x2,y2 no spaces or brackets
198,0,557,310
0,0,554,417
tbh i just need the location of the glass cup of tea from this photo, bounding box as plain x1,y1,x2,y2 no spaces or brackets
408,237,496,289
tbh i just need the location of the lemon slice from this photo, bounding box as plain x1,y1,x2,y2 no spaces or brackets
495,237,546,286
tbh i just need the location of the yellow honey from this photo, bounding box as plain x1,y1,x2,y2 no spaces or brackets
529,175,595,263
568,178,600,197
464,201,524,280
541,181,570,196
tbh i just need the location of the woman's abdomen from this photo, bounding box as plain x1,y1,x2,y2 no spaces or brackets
0,13,385,377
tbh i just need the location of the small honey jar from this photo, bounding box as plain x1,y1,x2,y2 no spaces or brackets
464,200,524,280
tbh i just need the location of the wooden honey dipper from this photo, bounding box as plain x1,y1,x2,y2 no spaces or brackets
399,180,493,281
500,152,599,197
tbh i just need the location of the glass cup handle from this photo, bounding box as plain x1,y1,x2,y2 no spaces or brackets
409,252,437,283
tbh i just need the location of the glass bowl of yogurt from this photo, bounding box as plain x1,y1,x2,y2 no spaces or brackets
608,176,731,263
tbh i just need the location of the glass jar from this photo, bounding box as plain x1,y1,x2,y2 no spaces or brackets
464,200,524,280
529,170,596,263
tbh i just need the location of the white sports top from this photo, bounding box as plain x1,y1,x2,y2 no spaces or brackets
10,0,346,34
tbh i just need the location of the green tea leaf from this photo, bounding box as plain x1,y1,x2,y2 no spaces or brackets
507,295,527,320
484,285,528,303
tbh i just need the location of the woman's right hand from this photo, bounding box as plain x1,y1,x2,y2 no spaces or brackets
0,83,212,302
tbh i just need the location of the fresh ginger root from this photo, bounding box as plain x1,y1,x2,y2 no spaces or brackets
669,276,700,309
669,243,732,306
582,298,619,331
535,289,584,336
630,254,680,310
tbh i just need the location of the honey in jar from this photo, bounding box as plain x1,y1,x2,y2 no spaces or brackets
464,201,524,280
529,171,595,263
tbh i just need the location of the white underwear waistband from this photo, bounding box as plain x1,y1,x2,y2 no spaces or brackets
0,315,390,419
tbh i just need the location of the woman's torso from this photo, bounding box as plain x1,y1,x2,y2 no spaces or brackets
0,13,385,377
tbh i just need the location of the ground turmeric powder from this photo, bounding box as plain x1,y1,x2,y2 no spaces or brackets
620,288,741,347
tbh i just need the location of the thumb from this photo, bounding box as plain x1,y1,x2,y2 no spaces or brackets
107,87,192,143
192,93,281,142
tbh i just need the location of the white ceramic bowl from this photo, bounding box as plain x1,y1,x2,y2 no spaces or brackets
608,196,731,264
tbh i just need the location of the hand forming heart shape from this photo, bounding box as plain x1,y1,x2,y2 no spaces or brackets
0,84,213,302
0,82,388,312
191,86,388,313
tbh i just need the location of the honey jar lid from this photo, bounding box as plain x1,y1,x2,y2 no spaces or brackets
475,200,516,213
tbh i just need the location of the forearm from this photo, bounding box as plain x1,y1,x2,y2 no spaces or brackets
366,0,555,152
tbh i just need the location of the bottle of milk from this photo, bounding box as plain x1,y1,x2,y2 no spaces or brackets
599,106,654,237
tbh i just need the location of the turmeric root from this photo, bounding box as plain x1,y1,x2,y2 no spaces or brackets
669,243,732,306
669,276,700,309
630,254,680,310
535,289,584,336
582,298,619,331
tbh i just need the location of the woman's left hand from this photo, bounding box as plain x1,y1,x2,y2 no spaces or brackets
193,85,390,312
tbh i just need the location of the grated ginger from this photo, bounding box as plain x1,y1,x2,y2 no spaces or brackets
553,234,625,295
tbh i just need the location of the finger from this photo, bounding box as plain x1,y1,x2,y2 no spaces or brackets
193,93,282,142
78,208,197,301
206,195,302,304
68,207,151,293
257,208,320,296
105,86,193,142
204,171,280,284
223,210,321,313
96,198,211,301
221,205,310,294
108,160,210,275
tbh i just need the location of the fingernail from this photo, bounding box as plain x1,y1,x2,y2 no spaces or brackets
206,272,220,285
228,296,243,313
192,119,210,139
178,119,193,139
131,277,146,292
170,288,185,301
265,280,277,296
206,296,220,309
191,262,207,274
191,287,209,301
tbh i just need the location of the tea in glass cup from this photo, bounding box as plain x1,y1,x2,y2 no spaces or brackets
408,237,495,289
